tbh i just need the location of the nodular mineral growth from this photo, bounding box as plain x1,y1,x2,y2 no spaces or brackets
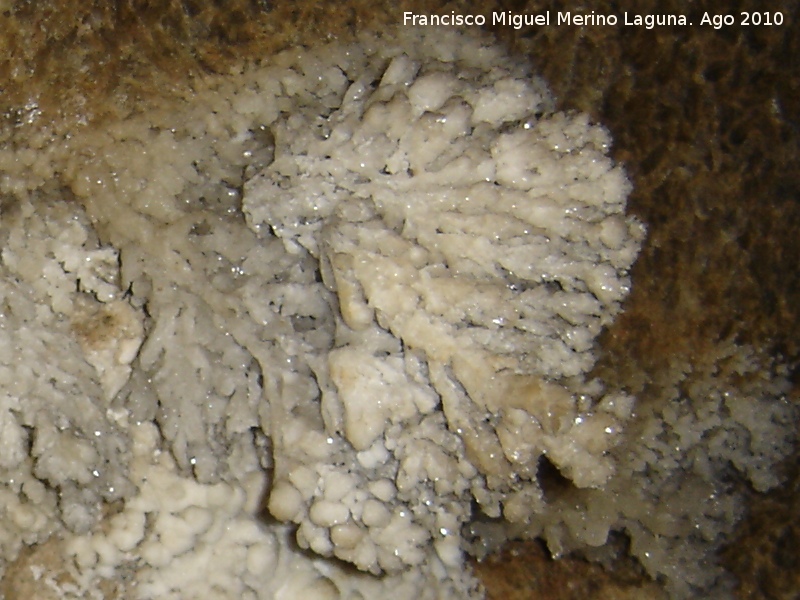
0,25,794,600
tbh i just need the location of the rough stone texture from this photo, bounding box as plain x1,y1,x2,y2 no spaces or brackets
722,463,800,600
0,536,123,600
482,2,800,595
474,538,667,600
0,0,797,598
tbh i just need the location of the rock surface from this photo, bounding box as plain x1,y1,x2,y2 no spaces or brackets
0,1,797,598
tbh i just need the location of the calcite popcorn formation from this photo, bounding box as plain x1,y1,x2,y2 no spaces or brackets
0,198,143,546
0,25,793,600
246,43,644,573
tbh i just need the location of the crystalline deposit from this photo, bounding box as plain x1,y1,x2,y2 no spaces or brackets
0,26,794,599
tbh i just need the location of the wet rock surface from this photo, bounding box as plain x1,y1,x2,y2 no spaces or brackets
0,1,797,598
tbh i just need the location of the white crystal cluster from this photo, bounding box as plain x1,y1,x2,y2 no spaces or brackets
0,24,793,600
243,39,645,574
55,422,473,600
